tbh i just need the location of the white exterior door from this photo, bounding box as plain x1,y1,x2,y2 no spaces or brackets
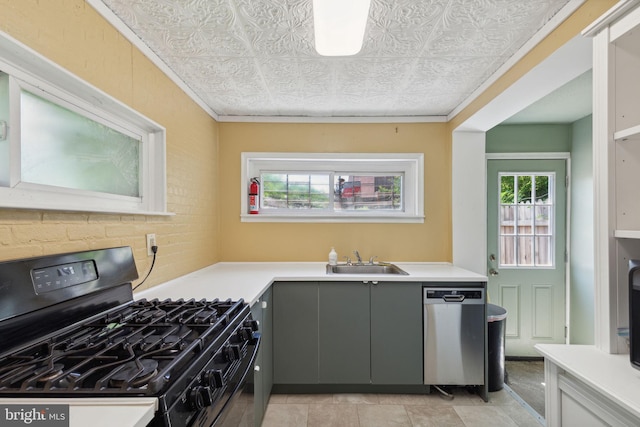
487,159,567,357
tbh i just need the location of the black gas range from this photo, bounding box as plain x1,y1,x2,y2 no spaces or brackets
0,247,259,427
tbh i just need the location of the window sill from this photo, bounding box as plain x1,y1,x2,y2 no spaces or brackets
0,187,174,216
0,202,175,216
240,214,425,223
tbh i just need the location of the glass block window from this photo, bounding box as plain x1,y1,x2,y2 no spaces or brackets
20,90,141,197
499,173,554,267
0,32,166,215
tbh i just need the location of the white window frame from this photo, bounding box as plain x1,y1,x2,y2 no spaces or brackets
0,31,169,215
241,152,424,223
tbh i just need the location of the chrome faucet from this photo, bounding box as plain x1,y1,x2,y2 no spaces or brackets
353,250,363,265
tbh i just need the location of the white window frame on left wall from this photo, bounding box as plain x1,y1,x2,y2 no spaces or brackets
0,31,169,215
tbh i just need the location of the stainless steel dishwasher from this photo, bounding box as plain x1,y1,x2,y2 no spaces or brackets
423,287,485,385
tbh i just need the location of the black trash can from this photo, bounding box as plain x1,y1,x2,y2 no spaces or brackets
487,303,507,391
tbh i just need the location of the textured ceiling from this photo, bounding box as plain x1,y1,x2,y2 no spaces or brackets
99,0,572,119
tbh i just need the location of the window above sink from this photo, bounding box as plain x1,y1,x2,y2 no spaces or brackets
241,152,424,223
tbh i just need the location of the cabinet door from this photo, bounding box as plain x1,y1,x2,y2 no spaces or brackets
273,282,319,384
561,392,609,427
318,282,370,384
249,299,263,427
370,282,423,384
260,287,273,413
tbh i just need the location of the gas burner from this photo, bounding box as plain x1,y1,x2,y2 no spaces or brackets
35,363,64,382
161,335,182,349
109,359,158,388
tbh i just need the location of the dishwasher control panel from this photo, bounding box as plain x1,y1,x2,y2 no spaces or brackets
424,288,484,302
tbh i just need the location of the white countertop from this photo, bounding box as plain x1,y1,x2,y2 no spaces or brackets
135,261,488,305
0,397,157,427
0,262,484,427
535,344,640,419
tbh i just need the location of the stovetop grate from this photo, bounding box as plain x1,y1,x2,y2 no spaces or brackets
0,298,249,396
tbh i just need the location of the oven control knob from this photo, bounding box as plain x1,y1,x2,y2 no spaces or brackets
244,320,259,331
239,327,253,341
204,369,225,389
188,386,213,410
226,344,242,361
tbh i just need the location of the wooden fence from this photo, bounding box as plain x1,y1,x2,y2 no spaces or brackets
499,201,552,266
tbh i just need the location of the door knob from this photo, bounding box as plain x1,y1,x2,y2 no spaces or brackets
489,254,496,262
489,268,499,276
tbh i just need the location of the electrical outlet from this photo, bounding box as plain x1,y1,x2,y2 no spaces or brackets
146,233,157,256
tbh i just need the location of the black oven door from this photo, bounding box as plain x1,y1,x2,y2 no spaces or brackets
212,335,260,427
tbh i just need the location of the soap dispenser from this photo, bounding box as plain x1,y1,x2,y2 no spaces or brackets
328,247,338,265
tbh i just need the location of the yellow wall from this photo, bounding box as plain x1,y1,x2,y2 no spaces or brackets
0,0,618,287
217,0,617,263
218,122,451,262
0,0,220,290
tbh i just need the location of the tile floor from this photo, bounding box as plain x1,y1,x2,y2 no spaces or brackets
261,387,542,427
505,359,545,417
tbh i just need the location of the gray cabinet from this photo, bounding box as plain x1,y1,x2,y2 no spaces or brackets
370,282,423,384
272,282,318,384
273,281,423,386
318,282,370,383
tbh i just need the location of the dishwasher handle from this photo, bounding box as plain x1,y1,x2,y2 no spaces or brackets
442,294,465,302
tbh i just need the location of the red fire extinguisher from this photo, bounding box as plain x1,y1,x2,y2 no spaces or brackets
249,178,260,214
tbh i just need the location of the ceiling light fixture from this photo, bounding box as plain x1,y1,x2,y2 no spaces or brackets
312,0,371,56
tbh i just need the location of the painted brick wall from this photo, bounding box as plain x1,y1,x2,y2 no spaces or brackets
0,0,220,291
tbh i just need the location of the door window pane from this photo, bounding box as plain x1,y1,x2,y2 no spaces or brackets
500,175,514,203
517,175,532,203
517,205,533,235
500,236,516,267
499,173,555,267
500,205,516,234
535,175,550,202
20,90,141,197
517,236,533,265
535,236,552,266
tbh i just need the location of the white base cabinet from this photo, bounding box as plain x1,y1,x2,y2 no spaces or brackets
536,344,640,427
558,374,636,427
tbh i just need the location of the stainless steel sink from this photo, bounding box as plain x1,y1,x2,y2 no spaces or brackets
326,263,409,275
